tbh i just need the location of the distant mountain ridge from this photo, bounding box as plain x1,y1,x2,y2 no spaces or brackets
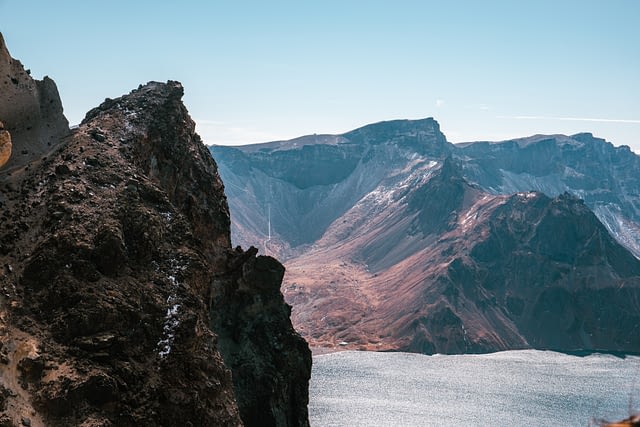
210,118,640,354
457,133,640,258
212,122,640,260
212,118,450,257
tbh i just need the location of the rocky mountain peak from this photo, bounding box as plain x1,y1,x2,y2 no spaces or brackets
81,80,232,264
343,117,450,155
457,132,640,258
211,117,455,255
83,80,184,123
345,117,441,137
0,36,310,426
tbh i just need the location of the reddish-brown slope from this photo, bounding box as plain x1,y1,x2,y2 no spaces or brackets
284,161,640,354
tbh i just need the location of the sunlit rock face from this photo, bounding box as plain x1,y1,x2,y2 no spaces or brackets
0,120,11,167
213,120,640,355
0,33,69,171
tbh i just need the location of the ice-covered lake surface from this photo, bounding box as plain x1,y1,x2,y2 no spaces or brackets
310,350,640,426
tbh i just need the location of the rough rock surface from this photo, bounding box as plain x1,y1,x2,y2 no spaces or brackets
212,120,640,354
210,247,311,426
0,70,310,425
0,33,69,171
0,121,10,168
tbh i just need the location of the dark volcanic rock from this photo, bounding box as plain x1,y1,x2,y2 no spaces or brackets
0,52,310,426
82,81,231,263
460,192,640,352
211,248,311,427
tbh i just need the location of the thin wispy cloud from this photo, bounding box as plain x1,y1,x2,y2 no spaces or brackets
464,104,491,111
498,115,640,124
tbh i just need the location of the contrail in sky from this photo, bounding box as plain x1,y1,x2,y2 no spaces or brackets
498,115,640,124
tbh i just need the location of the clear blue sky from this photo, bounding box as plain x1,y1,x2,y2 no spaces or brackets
1,1,639,151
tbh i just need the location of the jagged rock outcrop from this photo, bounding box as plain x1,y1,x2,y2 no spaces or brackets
211,247,311,426
0,68,310,425
0,33,69,171
212,120,640,354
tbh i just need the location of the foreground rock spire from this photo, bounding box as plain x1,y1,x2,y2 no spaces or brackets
0,33,310,427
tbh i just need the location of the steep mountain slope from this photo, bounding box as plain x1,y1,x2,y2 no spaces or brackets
0,35,309,427
212,119,640,354
211,118,450,259
456,133,640,258
285,163,640,353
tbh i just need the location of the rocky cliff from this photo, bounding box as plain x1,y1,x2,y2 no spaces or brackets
0,33,68,171
212,119,640,354
0,36,310,427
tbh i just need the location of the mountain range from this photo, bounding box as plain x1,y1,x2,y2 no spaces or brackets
3,25,637,425
211,118,640,354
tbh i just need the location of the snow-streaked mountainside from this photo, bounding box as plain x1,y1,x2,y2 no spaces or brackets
212,118,449,259
209,119,640,354
213,124,640,260
457,133,640,259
